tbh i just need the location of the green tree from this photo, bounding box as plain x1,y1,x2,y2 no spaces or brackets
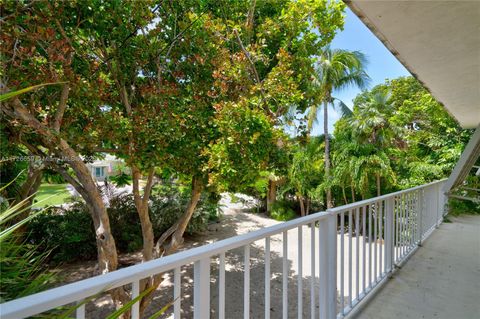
333,76,472,200
387,77,472,187
287,136,324,216
349,91,397,197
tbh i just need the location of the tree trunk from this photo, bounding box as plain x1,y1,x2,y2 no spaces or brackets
306,197,311,216
131,166,163,316
351,183,356,203
266,179,278,215
2,96,129,305
169,176,203,252
132,166,156,262
141,176,203,313
342,186,348,205
155,176,203,256
324,99,333,209
298,195,305,217
376,173,381,197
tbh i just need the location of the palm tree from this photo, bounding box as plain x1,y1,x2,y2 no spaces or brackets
308,47,369,208
349,91,397,196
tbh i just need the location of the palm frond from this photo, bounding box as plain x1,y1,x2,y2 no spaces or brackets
332,98,353,118
0,82,67,102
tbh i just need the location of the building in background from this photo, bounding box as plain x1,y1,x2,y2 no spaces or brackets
86,155,125,182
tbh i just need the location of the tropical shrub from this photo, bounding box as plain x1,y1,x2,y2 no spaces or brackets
448,198,480,216
0,236,55,302
0,188,55,302
28,203,97,262
27,186,221,262
270,200,297,221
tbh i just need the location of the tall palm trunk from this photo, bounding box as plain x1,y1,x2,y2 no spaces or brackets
324,99,333,208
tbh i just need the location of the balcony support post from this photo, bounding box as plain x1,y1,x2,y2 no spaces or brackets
319,212,337,319
194,258,210,319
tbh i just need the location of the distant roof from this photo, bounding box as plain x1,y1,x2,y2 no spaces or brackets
87,154,122,166
345,0,480,129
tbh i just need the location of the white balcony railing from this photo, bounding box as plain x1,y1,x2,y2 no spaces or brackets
0,180,447,319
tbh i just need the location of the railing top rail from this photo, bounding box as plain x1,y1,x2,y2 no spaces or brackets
0,179,446,319
329,179,446,213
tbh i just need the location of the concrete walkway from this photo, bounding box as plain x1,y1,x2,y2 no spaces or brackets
354,215,480,319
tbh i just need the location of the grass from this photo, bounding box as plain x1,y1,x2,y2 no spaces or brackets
33,184,71,208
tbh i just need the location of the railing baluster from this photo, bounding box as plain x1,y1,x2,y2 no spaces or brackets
368,205,372,288
298,226,303,319
385,198,394,274
265,237,271,319
419,189,424,244
193,258,210,319
282,231,288,319
374,203,378,282
408,193,413,250
435,183,440,226
348,209,353,307
406,193,410,251
219,254,225,319
132,280,140,319
401,195,405,257
404,193,408,253
412,192,415,246
76,302,85,319
355,207,360,300
413,192,417,246
379,201,383,276
362,206,366,295
405,194,408,254
395,196,399,262
310,222,316,319
244,245,250,319
415,190,422,245
174,267,181,319
340,212,345,314
403,194,408,255
318,223,321,313
412,192,416,245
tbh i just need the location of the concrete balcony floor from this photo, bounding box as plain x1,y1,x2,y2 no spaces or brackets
354,215,480,319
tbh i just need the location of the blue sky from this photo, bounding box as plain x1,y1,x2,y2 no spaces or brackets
308,7,411,136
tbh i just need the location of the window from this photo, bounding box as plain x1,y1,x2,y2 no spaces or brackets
95,167,105,177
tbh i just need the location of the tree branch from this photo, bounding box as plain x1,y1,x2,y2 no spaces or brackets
233,28,261,85
52,84,70,132
142,167,156,206
232,29,276,118
245,0,256,44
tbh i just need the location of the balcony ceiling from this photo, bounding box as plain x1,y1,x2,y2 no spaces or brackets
345,0,480,129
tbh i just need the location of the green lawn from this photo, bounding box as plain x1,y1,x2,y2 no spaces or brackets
33,184,71,208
